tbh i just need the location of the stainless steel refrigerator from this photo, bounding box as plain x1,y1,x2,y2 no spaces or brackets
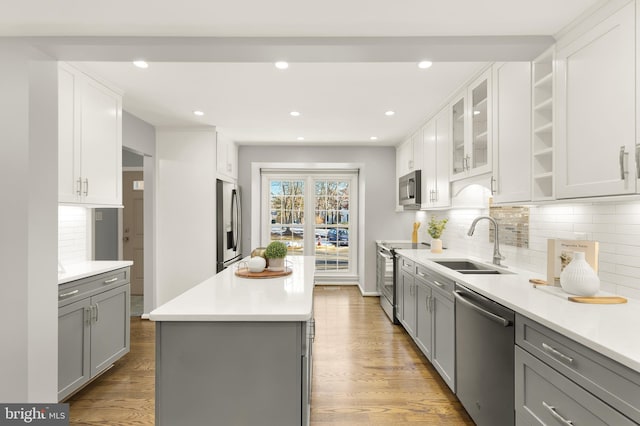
216,179,242,272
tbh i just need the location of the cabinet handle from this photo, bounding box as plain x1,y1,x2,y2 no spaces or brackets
76,178,82,196
490,176,496,195
620,146,629,180
59,289,79,299
542,342,574,365
83,178,89,196
434,189,438,202
417,271,426,278
542,401,574,425
433,280,444,288
464,155,471,171
425,295,430,312
94,303,100,323
104,277,119,284
84,307,92,325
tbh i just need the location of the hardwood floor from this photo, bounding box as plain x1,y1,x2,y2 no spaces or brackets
68,286,473,425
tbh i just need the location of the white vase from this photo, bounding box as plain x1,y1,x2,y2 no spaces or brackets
430,238,443,254
560,251,600,296
268,257,285,272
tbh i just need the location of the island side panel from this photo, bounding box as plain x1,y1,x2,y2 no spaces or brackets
156,321,303,426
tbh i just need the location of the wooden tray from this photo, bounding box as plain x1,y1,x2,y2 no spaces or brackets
235,267,292,279
568,296,627,304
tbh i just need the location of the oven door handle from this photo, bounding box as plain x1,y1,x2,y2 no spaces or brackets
454,290,511,327
378,250,393,260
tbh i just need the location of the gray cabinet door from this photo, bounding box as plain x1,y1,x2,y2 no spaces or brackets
90,284,130,375
58,298,91,401
431,290,455,392
401,269,416,336
415,279,432,361
516,346,636,426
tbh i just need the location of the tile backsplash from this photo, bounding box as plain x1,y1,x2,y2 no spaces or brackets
58,205,89,265
415,200,640,300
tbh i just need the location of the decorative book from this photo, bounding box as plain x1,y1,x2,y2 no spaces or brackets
547,239,599,286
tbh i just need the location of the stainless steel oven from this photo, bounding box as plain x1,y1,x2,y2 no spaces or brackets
376,244,395,322
377,241,431,324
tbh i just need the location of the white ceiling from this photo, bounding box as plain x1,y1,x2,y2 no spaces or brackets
5,0,603,146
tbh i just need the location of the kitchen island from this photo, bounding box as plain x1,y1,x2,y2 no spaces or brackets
149,256,315,426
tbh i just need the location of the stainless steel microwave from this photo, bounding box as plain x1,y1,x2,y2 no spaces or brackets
399,170,421,209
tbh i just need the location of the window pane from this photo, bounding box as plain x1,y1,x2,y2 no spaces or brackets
314,179,350,271
269,179,305,255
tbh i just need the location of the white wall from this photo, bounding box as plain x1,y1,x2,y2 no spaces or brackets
237,145,414,295
0,42,58,402
414,190,640,301
155,127,217,306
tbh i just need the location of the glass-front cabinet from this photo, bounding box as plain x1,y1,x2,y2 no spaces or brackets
450,68,492,181
451,97,466,175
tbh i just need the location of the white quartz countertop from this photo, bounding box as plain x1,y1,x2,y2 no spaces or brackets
58,260,133,285
395,248,640,373
149,256,315,322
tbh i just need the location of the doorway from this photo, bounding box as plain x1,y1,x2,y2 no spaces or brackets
121,149,145,316
260,170,358,281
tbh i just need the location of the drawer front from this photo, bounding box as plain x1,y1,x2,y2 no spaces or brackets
516,346,636,426
415,264,454,299
516,314,640,423
399,257,415,273
59,268,130,307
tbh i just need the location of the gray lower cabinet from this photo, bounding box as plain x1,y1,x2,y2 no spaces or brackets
155,319,314,426
399,258,455,392
58,268,130,401
397,256,416,333
415,278,433,360
515,314,640,425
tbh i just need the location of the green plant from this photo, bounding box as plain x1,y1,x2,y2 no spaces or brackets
427,216,448,239
264,241,288,258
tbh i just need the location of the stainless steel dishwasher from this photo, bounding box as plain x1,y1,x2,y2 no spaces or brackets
454,283,515,426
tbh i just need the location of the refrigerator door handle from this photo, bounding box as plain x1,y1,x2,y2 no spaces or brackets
231,188,241,251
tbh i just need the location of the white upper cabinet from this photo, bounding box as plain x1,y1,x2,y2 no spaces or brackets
450,68,493,181
422,108,451,208
216,133,238,180
491,62,532,204
58,63,123,206
555,2,636,199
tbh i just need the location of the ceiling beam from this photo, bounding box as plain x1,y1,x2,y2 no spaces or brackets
21,36,554,62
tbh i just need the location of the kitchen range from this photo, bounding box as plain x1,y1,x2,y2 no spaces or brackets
376,240,431,323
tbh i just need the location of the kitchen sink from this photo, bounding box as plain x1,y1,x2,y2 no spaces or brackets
433,260,514,275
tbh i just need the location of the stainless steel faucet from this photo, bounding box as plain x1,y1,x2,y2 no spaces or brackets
467,216,505,266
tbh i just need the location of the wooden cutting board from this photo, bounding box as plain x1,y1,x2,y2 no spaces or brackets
568,296,628,304
235,267,292,279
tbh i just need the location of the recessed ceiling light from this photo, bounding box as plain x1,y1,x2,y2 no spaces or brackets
297,137,305,141
418,60,433,69
133,60,149,69
275,61,289,70
385,111,395,116
193,110,205,116
473,110,481,115
290,111,301,117
370,136,378,141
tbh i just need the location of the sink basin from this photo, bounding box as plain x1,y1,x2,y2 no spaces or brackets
433,260,513,275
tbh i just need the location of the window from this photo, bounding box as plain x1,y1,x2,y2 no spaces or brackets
261,170,358,279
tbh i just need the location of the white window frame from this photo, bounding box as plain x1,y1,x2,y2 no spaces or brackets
252,163,362,283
